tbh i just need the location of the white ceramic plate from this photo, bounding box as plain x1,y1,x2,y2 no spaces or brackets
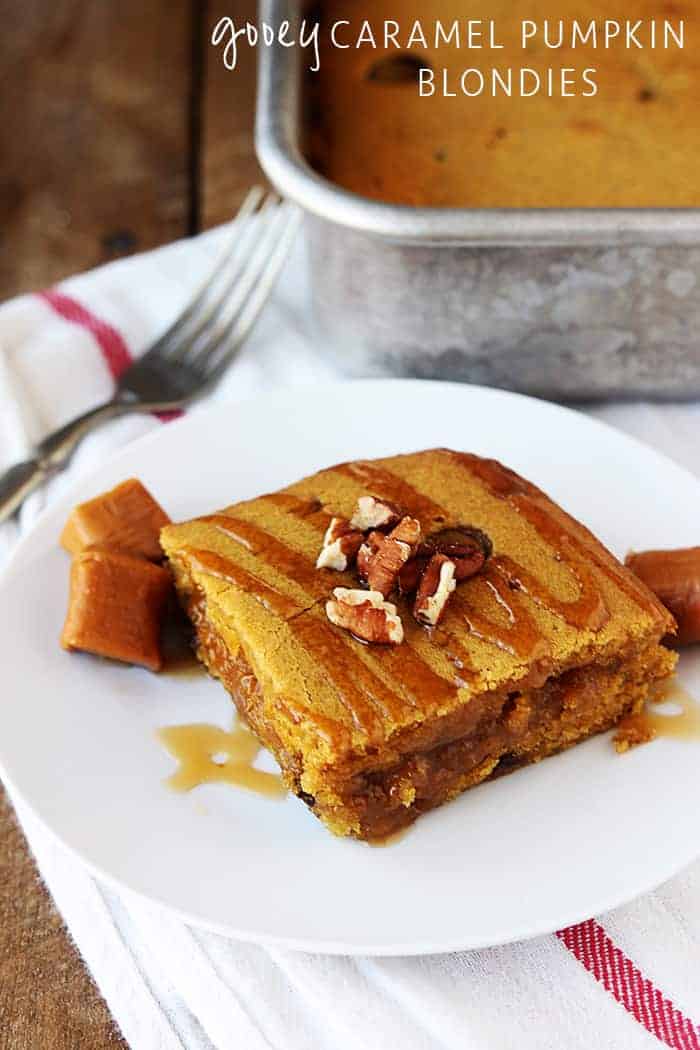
1,380,699,956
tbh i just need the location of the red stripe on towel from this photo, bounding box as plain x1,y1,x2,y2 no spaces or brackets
38,289,183,421
557,919,700,1050
38,289,133,380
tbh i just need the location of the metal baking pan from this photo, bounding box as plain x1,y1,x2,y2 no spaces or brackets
256,0,700,399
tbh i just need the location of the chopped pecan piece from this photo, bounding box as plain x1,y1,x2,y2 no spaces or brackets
413,554,457,626
390,516,422,546
357,530,384,584
315,517,364,571
350,495,403,533
365,516,422,597
424,525,492,581
326,588,404,645
625,546,700,644
398,553,431,595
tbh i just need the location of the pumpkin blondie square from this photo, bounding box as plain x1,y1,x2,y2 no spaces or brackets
160,449,675,840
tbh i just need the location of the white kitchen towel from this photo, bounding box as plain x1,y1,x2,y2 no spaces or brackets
1,223,699,1050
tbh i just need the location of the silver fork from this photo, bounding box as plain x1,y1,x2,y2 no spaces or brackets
0,189,300,525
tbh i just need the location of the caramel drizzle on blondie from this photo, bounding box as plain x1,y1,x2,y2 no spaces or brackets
333,462,446,525
332,455,610,648
187,447,650,736
450,569,550,662
290,615,413,733
371,635,469,711
210,514,464,712
201,515,332,599
275,695,353,750
450,451,660,619
426,626,480,685
493,552,607,633
186,548,303,620
191,518,460,734
259,492,331,521
189,541,417,737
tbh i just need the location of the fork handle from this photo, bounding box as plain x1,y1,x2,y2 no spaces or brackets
0,400,130,525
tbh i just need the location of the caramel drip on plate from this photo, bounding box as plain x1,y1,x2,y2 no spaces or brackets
333,462,445,522
646,679,700,740
163,652,205,679
616,680,700,748
451,568,549,661
649,682,700,739
201,515,330,599
368,826,412,847
158,719,286,797
186,548,303,619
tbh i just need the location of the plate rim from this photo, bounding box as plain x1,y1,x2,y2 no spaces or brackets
4,377,699,580
6,376,700,581
6,756,697,956
2,377,699,955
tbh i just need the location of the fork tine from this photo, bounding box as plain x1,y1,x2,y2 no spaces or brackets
186,201,300,374
197,205,302,387
164,192,282,362
141,186,264,361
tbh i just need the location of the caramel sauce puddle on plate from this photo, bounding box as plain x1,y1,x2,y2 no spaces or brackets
617,679,700,747
367,826,412,848
162,652,205,679
158,719,287,797
645,679,700,740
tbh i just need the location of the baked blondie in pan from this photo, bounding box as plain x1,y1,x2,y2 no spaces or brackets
160,449,675,840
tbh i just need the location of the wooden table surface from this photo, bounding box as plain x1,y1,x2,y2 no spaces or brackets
0,3,262,1045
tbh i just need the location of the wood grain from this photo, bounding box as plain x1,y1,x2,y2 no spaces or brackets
0,787,127,1050
0,3,263,1045
0,0,192,299
202,0,267,229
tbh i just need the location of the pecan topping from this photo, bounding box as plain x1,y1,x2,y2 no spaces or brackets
350,495,403,533
398,553,431,595
326,588,404,645
424,525,492,581
357,530,384,584
365,516,421,597
318,494,492,644
316,517,364,571
413,554,457,626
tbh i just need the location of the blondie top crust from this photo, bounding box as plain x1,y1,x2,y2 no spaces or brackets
160,449,676,838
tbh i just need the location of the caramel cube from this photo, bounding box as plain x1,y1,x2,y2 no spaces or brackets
61,550,172,671
626,547,700,645
60,478,170,561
